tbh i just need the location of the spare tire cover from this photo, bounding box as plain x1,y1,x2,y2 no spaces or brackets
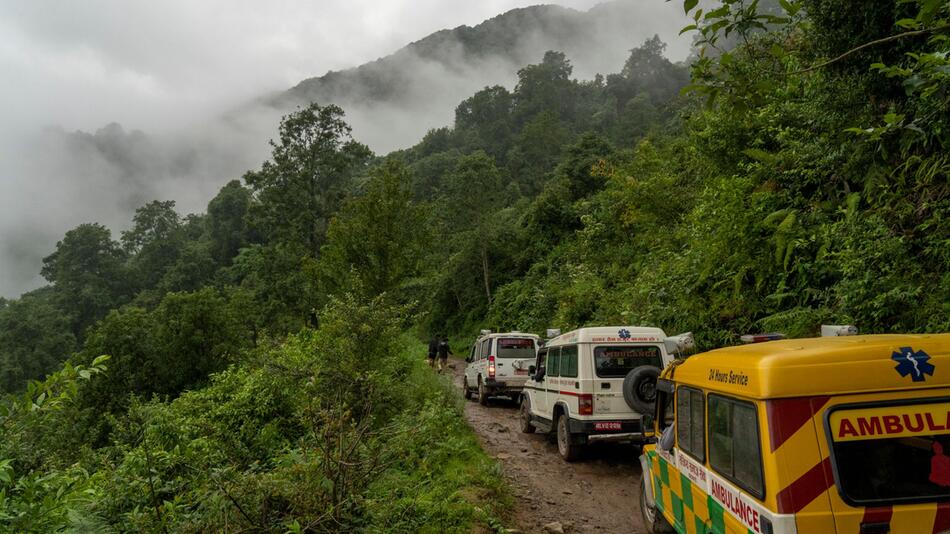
622,366,661,414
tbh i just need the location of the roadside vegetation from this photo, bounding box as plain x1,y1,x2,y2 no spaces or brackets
1,0,948,530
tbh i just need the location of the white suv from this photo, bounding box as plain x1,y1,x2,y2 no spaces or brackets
463,331,540,405
519,326,685,461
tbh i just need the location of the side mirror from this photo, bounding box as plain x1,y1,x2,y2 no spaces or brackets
528,365,536,375
535,369,546,381
465,356,472,363
640,413,656,438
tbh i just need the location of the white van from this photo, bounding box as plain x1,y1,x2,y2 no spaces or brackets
463,331,540,406
519,326,687,461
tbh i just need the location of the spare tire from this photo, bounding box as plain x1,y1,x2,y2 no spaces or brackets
622,366,661,414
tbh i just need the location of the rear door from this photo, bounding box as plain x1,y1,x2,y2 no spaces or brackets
590,344,664,416
533,348,551,418
823,394,950,533
465,342,478,384
494,336,537,383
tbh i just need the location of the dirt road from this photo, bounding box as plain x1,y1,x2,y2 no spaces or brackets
448,361,646,533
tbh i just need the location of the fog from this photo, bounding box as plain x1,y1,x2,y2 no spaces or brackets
0,0,691,297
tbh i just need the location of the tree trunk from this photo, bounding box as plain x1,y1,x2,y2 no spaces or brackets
481,245,492,306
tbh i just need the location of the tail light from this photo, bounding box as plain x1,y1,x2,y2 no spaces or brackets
488,355,496,378
579,394,593,415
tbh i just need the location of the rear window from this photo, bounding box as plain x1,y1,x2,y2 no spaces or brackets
593,345,662,378
828,400,950,505
496,338,536,358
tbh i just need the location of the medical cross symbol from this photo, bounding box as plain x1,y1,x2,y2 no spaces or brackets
618,329,631,340
892,347,935,382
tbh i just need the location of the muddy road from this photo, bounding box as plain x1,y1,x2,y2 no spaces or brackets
447,360,647,533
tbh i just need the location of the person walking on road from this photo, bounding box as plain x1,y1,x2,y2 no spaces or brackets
437,336,453,373
427,336,439,368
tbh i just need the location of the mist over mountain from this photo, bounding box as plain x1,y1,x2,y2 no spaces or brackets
0,0,690,297
270,1,691,151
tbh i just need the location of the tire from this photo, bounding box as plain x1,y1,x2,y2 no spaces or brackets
478,379,489,406
556,413,582,462
623,366,661,414
463,377,473,400
520,397,535,434
639,476,674,533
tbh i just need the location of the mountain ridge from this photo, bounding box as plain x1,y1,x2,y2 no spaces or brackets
269,0,690,118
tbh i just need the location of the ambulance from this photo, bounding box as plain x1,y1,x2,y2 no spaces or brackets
639,333,950,534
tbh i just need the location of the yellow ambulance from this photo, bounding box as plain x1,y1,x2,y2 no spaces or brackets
639,334,950,534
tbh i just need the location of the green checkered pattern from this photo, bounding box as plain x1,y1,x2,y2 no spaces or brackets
646,450,757,534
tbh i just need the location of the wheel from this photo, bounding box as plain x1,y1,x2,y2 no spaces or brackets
509,393,520,404
478,380,489,406
463,377,473,400
623,366,661,414
556,414,582,462
639,476,674,533
519,397,535,434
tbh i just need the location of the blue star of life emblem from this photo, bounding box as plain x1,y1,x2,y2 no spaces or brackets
892,347,935,382
618,329,631,340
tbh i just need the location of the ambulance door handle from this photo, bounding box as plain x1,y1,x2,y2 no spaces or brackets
860,523,889,534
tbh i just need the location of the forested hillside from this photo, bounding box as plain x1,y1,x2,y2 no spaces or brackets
1,0,949,530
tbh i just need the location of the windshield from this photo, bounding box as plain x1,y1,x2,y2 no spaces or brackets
829,400,950,504
496,338,536,358
593,345,661,378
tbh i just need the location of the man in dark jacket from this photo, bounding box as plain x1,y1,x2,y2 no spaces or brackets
437,336,453,373
427,337,439,368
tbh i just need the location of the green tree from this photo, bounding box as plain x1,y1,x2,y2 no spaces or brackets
512,51,577,127
75,288,250,426
442,152,511,305
454,85,514,160
40,223,129,335
0,289,76,392
206,179,254,265
318,160,430,301
122,200,185,291
245,103,372,256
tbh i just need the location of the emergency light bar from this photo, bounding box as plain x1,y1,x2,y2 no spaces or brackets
664,332,695,354
545,328,561,339
740,333,786,344
479,329,492,336
821,324,858,337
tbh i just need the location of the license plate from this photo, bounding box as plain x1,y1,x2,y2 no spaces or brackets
595,422,622,431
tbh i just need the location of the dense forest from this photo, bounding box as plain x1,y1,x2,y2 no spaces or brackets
1,0,948,530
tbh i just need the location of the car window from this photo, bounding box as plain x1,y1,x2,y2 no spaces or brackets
709,395,763,497
536,349,547,375
548,347,561,377
469,344,476,361
497,337,536,358
829,400,950,505
593,345,662,378
676,386,705,462
560,345,578,378
480,339,492,359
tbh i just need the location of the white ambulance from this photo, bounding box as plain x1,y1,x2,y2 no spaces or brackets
463,330,541,406
519,326,690,461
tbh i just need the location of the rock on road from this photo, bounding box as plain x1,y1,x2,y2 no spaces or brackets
447,359,648,533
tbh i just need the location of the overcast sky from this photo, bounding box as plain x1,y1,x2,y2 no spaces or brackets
0,0,614,135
